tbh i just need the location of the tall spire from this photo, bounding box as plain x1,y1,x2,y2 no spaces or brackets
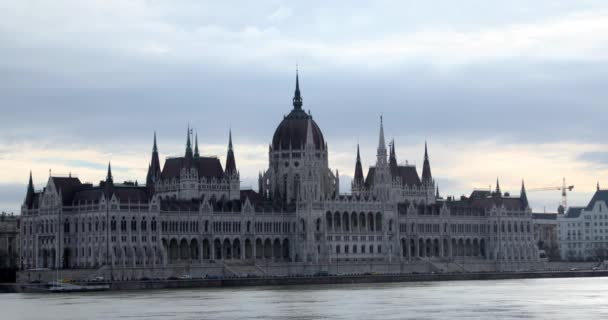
225,129,237,175
153,131,158,153
436,185,440,199
377,116,387,164
292,68,303,110
495,178,501,195
354,144,364,186
521,179,529,208
389,139,398,175
25,171,35,208
106,162,113,182
422,140,433,184
148,132,161,183
228,129,233,150
105,162,114,198
185,125,193,160
194,132,200,158
598,181,601,191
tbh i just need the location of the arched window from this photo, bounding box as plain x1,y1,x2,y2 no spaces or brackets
141,217,147,232
111,217,116,231
345,245,349,254
151,218,157,231
336,245,341,254
64,219,70,233
377,245,382,253
283,174,288,200
316,218,321,232
294,174,301,200
131,217,137,232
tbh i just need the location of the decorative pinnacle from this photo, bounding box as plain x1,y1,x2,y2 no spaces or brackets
153,131,158,153
228,128,233,150
293,68,303,110
107,162,113,181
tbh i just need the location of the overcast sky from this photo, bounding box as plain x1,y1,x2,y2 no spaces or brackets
2,0,608,213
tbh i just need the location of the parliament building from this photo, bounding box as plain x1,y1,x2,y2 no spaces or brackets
19,73,538,278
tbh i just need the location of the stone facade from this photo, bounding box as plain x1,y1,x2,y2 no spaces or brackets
558,188,608,261
19,73,538,273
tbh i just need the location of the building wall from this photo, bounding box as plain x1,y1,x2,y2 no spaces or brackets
558,200,608,261
0,213,19,269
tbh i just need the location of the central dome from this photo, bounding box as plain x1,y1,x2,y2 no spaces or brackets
272,109,325,150
271,72,325,151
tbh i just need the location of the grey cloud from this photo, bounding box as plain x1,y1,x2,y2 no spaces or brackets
0,184,25,214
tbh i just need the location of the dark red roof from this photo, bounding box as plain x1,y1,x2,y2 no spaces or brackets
365,165,421,188
51,177,83,205
161,156,225,180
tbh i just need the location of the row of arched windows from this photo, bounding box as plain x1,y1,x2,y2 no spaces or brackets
324,212,384,232
335,244,381,254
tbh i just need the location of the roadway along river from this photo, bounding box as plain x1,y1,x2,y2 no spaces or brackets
2,277,608,319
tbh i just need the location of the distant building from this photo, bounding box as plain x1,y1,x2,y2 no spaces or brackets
558,188,608,261
19,72,538,276
0,212,19,269
532,213,559,260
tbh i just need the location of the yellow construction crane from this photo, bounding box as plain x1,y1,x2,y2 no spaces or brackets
528,177,574,209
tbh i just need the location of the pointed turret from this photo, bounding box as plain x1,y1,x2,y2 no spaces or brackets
354,144,364,187
422,141,433,184
194,132,200,158
106,162,113,183
185,126,193,159
521,179,529,208
389,139,398,176
376,116,387,165
25,171,35,208
436,185,440,199
147,132,161,183
495,178,501,195
225,129,237,175
153,131,158,153
292,69,303,110
104,162,114,198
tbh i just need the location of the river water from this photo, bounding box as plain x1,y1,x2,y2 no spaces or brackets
2,277,607,319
